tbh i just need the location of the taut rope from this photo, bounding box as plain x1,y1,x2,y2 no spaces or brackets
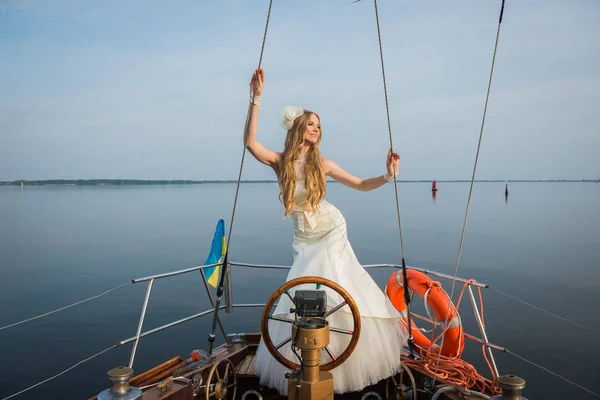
207,0,275,356
431,0,507,388
372,0,415,355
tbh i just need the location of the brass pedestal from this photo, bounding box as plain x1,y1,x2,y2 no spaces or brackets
288,371,333,400
287,318,334,400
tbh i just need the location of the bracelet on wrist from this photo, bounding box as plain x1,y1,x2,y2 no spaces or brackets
383,173,394,182
250,94,261,106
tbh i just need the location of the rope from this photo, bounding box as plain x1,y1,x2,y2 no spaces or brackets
410,285,494,392
372,0,405,264
368,1,598,396
432,0,506,386
1,345,116,400
404,279,501,395
490,287,600,336
402,278,600,398
372,0,415,354
226,0,273,250
0,282,130,332
138,376,190,391
403,355,499,396
208,0,274,356
506,350,600,398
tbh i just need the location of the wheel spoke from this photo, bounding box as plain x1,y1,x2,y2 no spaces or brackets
224,363,230,379
330,326,353,335
264,301,280,317
323,346,337,361
323,301,347,318
391,373,403,395
269,315,294,324
276,336,292,350
284,290,295,304
215,369,221,381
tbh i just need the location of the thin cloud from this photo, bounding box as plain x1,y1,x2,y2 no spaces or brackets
0,1,598,181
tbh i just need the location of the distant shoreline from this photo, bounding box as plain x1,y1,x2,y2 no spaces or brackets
1,179,599,186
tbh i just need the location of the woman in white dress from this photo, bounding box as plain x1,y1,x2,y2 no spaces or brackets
245,68,408,395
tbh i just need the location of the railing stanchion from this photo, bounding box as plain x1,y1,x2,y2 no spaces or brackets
128,278,154,368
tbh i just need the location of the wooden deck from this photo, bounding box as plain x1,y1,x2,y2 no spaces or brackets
235,352,256,377
91,332,497,400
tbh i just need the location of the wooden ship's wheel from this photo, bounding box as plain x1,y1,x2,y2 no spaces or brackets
205,359,237,400
385,363,417,400
260,276,361,371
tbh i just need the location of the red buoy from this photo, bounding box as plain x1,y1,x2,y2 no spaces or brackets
432,180,438,192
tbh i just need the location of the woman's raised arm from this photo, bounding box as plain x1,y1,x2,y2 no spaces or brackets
244,68,280,168
324,149,399,192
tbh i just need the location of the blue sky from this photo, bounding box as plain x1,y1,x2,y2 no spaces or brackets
1,0,598,181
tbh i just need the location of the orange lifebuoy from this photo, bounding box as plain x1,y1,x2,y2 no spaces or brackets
386,269,464,358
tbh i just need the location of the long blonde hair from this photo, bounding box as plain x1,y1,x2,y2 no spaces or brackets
279,111,326,217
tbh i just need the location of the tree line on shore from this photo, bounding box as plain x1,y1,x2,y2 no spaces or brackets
2,178,598,186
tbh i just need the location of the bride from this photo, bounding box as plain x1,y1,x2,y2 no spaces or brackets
245,68,408,395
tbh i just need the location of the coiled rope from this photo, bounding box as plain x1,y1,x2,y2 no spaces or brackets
402,281,501,395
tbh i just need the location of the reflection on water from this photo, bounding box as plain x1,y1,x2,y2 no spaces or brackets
0,182,599,399
432,180,438,204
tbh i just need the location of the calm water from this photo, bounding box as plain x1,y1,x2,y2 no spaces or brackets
1,182,599,399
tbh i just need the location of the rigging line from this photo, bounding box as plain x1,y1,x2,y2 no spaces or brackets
0,282,130,332
507,350,600,398
227,0,273,249
372,0,405,261
1,345,117,400
432,0,506,386
490,286,600,336
207,0,274,356
372,0,416,356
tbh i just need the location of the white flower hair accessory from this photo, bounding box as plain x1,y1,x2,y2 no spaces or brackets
279,106,305,131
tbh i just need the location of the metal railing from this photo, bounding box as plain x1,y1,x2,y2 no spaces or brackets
122,261,500,379
10,259,600,400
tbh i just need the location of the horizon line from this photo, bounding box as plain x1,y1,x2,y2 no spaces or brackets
2,178,599,185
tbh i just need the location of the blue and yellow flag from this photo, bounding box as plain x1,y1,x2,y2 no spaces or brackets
204,219,227,288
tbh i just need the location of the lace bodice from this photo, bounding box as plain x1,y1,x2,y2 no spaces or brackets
294,158,306,181
293,158,307,209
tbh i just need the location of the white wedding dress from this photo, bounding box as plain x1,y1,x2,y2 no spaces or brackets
254,158,409,395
